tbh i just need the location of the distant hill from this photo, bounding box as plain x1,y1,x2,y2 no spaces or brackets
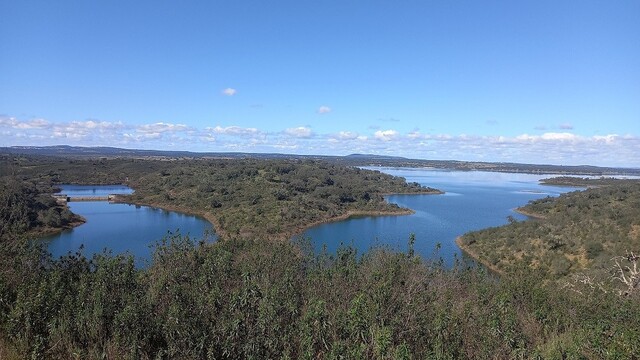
2,145,639,176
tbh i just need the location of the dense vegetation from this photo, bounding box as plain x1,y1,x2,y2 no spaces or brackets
1,231,639,358
539,176,635,187
2,155,439,239
460,178,640,282
2,158,640,358
0,177,81,238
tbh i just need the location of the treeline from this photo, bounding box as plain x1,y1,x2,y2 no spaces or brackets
460,179,640,280
540,176,633,187
1,234,638,359
1,155,440,239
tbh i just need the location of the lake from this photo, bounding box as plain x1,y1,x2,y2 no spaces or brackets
301,168,582,266
41,185,215,266
43,172,580,267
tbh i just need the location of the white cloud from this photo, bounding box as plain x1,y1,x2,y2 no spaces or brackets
285,126,313,138
47,120,125,140
593,134,618,143
317,106,331,114
137,122,189,134
541,132,577,141
0,116,50,129
334,131,358,140
2,114,639,167
202,135,216,142
209,125,260,137
222,88,237,96
374,129,398,141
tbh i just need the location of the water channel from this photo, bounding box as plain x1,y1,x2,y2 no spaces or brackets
301,168,582,266
41,170,581,267
41,185,215,267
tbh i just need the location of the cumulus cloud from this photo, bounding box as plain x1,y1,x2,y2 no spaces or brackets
2,115,639,167
516,132,579,142
593,134,618,143
222,88,237,96
285,126,313,138
333,131,358,140
209,125,261,137
50,120,124,139
137,122,189,134
374,129,398,141
407,130,423,139
317,106,331,114
0,116,50,129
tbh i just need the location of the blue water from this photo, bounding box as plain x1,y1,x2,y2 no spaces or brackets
40,199,215,267
301,168,582,266
43,171,580,268
55,184,134,196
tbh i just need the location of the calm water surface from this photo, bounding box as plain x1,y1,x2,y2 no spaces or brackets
44,172,580,267
42,186,215,266
56,184,134,196
301,168,582,266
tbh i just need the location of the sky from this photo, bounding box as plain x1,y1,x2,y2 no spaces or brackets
1,1,639,167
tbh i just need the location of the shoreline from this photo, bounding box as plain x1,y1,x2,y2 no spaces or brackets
112,198,232,240
29,215,86,238
117,198,417,241
115,192,436,241
284,208,416,241
455,236,505,275
457,207,548,276
514,207,546,220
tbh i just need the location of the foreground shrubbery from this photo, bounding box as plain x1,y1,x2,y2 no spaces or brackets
1,235,638,359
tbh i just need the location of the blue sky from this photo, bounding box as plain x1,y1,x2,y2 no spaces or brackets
1,1,639,167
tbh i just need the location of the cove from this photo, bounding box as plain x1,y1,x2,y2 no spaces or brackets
40,185,215,267
301,168,582,266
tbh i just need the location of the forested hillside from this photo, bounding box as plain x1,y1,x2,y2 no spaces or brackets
459,179,640,282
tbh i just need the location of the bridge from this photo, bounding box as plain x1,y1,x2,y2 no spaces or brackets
53,194,118,203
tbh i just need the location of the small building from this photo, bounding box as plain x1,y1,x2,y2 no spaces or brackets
53,194,69,203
